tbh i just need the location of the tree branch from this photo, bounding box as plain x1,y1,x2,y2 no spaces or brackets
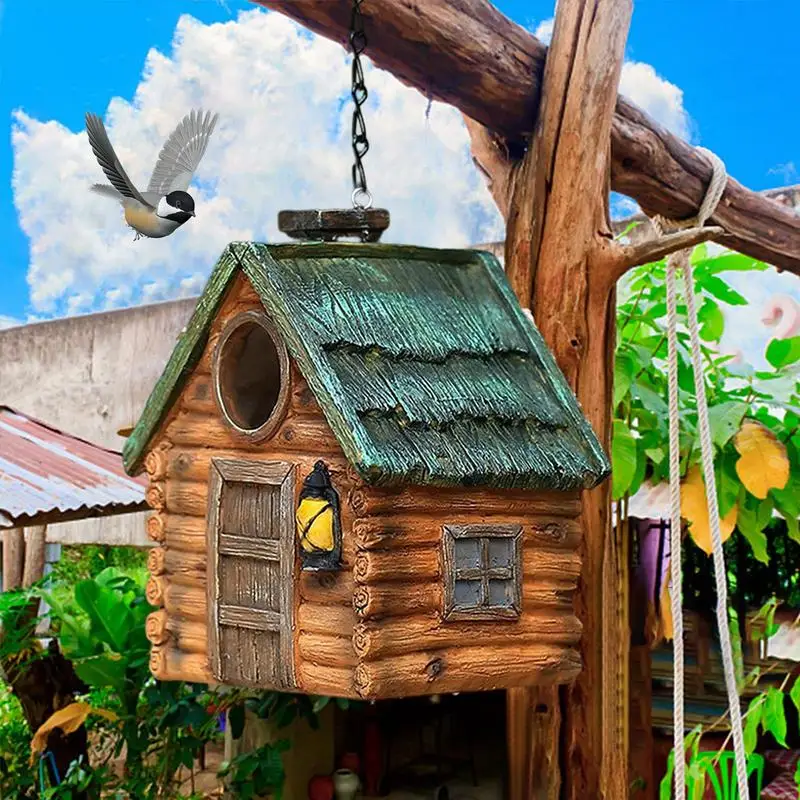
253,0,800,275
609,225,725,276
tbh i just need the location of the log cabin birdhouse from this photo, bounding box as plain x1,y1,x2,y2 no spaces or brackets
123,240,610,699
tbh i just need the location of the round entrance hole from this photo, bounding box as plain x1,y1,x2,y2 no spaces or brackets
213,311,289,439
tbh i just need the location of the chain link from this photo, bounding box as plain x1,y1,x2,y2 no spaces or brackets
350,0,372,209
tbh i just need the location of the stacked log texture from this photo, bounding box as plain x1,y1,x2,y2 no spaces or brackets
142,272,585,700
144,274,358,691
348,486,584,699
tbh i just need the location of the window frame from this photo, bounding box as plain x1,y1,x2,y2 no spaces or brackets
442,523,523,621
212,310,290,443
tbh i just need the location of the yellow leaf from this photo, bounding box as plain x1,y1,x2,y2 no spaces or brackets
681,466,737,554
734,420,790,499
30,702,117,762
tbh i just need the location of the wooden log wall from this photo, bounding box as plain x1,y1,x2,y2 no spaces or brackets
347,486,585,700
144,273,358,692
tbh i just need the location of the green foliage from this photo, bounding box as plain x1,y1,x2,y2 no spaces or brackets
1,560,338,800
616,250,800,795
0,684,36,798
613,247,800,562
44,567,153,704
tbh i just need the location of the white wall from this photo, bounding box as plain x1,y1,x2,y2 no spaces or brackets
0,298,198,546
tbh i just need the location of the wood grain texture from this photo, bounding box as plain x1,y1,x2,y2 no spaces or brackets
297,632,357,669
22,526,47,588
150,644,210,684
297,661,358,699
255,0,800,274
353,581,574,621
354,545,581,588
1,528,24,591
144,613,207,655
348,485,582,518
148,579,207,622
352,514,580,551
507,686,562,800
352,610,581,662
299,570,355,607
278,208,391,243
353,645,582,700
164,446,350,485
503,1,632,797
206,458,296,690
296,603,355,638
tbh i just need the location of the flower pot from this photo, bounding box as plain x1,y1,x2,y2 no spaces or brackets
333,768,360,800
308,774,335,800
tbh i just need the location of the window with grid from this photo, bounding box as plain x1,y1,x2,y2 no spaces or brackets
442,524,523,621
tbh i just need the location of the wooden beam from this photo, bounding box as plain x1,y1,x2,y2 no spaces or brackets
502,0,632,797
253,0,800,275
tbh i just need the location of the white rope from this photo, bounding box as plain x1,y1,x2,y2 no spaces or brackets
653,148,749,799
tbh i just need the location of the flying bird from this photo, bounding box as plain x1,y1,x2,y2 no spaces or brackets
85,109,219,240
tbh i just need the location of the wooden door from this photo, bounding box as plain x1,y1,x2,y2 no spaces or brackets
207,458,295,688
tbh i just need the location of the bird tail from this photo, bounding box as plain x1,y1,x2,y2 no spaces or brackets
89,183,121,200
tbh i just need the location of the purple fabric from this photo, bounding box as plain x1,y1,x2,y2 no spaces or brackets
633,517,670,606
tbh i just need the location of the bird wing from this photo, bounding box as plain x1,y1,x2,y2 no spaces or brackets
147,109,219,196
85,113,153,208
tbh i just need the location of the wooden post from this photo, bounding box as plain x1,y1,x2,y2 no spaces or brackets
498,0,635,797
2,528,25,591
23,526,47,588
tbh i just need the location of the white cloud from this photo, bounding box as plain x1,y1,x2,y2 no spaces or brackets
12,9,503,317
534,18,554,45
619,61,690,140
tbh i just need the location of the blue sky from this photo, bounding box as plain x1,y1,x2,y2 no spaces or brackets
1,0,798,325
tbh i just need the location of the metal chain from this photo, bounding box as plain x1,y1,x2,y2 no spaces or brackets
349,0,373,209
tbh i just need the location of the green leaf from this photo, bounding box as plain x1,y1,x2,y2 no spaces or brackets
698,298,725,342
633,384,669,418
74,580,132,653
629,443,648,498
766,336,800,369
659,751,674,800
614,349,637,407
784,515,800,544
696,273,749,306
763,687,788,746
611,419,638,500
694,252,766,275
790,678,800,716
743,695,763,754
311,696,331,714
73,653,128,690
645,446,665,465
708,401,748,449
736,493,770,564
716,449,741,518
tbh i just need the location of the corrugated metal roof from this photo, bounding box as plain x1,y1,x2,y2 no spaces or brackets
0,406,147,528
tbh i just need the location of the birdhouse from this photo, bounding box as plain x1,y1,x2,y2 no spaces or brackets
123,240,610,700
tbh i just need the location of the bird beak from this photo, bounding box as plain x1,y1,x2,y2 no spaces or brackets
190,211,196,217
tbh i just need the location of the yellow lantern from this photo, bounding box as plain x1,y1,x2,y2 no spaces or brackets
296,460,342,571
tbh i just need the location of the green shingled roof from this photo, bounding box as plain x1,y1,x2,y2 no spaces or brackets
123,241,610,490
